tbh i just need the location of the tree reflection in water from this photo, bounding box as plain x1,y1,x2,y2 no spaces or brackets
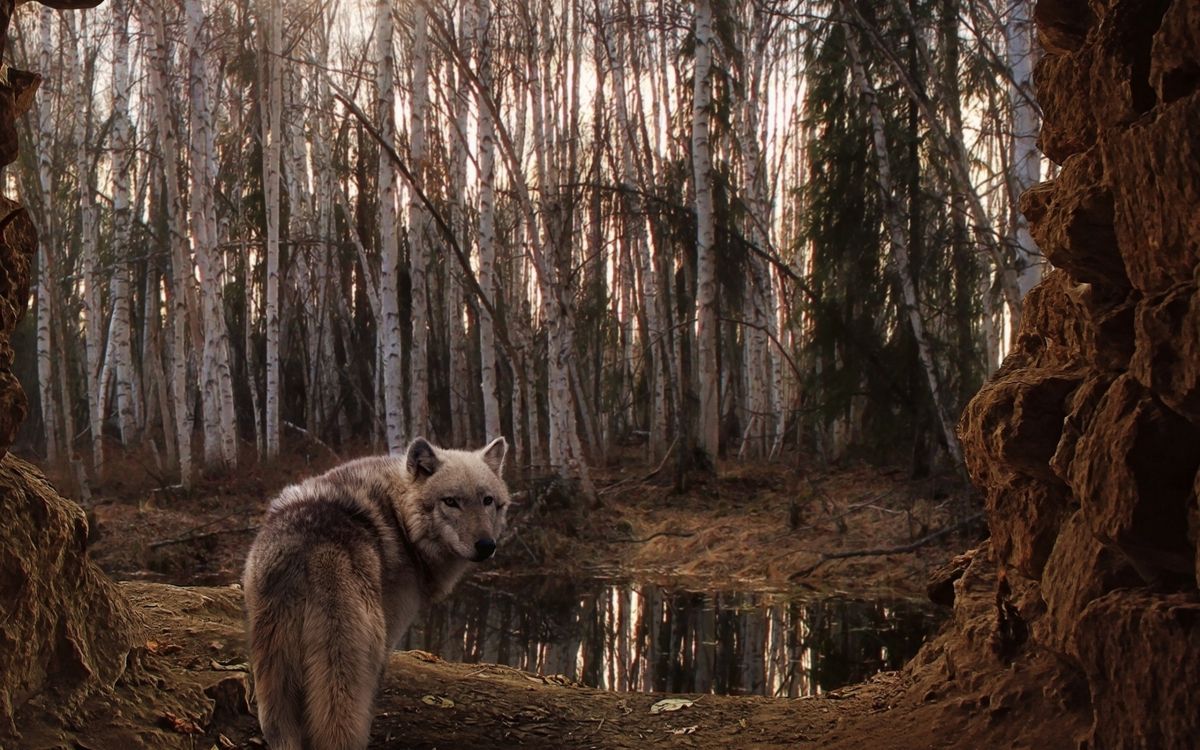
402,576,942,697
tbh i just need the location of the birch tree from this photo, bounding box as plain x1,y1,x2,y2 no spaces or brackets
844,17,964,467
146,0,195,487
375,0,405,453
1005,0,1042,298
66,12,106,476
475,0,501,443
407,4,431,441
187,0,238,469
692,0,720,466
108,0,138,447
33,7,58,464
261,0,283,458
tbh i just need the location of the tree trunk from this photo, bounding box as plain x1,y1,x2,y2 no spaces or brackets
448,10,472,447
108,0,138,448
475,0,502,442
33,7,59,465
261,0,283,459
1006,0,1043,298
691,0,720,466
845,21,964,468
187,0,238,470
146,1,194,488
68,12,105,478
407,4,431,441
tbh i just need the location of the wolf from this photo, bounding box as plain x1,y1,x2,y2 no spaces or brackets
243,436,511,750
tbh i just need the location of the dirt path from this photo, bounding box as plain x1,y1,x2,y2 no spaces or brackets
25,459,1031,749
13,527,1090,750
27,583,912,749
25,577,1080,750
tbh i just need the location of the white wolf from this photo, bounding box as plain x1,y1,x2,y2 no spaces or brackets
243,437,511,749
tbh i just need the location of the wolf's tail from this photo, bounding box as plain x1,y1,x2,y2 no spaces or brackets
299,547,387,750
249,596,306,750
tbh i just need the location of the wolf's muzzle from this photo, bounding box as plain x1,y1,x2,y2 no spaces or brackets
473,538,496,561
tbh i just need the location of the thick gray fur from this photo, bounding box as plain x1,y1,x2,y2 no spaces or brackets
243,437,510,749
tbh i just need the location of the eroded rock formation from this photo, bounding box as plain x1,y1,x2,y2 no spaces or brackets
955,0,1200,746
0,0,138,744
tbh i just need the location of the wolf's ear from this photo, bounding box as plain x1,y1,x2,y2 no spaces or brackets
479,436,507,476
407,437,440,479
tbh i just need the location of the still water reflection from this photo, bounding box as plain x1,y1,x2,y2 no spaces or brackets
402,575,942,697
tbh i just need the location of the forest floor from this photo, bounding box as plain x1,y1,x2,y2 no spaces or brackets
18,449,1087,750
29,568,1082,750
75,446,983,599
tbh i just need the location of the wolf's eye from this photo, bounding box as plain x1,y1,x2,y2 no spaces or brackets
441,497,459,509
482,496,494,506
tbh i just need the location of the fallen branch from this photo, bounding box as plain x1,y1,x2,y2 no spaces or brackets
150,525,260,550
610,530,696,544
597,436,679,496
283,420,341,461
788,513,984,580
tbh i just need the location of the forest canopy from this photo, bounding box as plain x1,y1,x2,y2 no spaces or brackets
8,0,1043,494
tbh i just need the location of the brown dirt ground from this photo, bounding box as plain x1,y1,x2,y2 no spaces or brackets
16,575,1084,750
15,449,1090,749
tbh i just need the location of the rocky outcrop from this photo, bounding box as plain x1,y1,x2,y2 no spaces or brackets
0,456,138,741
0,0,139,745
957,1,1200,747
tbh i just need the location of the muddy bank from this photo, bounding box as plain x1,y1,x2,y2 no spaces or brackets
11,577,1075,750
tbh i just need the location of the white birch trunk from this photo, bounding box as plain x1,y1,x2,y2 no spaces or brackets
109,0,138,447
147,1,194,488
1006,0,1042,298
187,0,238,470
68,13,105,476
692,0,720,464
845,24,964,468
527,18,576,475
449,21,472,446
475,0,501,443
310,15,339,441
34,7,59,464
262,0,283,458
735,9,774,459
374,0,405,453
407,4,431,441
606,19,634,435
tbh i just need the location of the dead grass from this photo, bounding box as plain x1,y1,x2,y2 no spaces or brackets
63,444,981,599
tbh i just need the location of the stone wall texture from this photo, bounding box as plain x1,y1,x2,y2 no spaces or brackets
959,0,1200,746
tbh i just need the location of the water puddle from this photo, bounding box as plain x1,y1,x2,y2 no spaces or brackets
402,575,943,697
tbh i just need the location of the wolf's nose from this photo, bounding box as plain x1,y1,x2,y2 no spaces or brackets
474,538,496,561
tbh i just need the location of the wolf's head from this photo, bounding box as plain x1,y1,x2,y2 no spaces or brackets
406,436,511,562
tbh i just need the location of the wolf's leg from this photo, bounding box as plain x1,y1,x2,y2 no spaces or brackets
302,546,387,750
248,602,306,750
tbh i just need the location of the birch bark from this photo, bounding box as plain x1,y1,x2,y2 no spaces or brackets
262,0,283,458
845,23,964,467
407,4,431,440
475,0,502,442
187,0,238,469
34,7,59,464
68,12,105,475
146,0,193,489
603,8,667,460
375,0,405,452
692,0,720,465
1006,0,1042,298
448,8,472,446
109,0,138,447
